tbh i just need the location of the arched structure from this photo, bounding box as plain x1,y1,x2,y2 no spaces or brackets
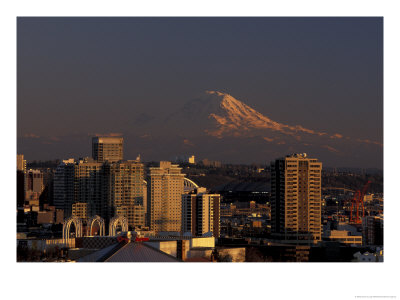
62,216,83,244
109,215,128,236
184,178,199,193
87,215,105,236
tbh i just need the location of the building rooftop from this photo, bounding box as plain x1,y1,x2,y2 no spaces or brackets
77,241,180,262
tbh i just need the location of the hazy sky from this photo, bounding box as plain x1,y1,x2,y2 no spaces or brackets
17,17,383,166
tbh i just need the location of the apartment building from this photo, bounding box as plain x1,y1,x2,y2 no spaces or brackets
149,161,185,233
270,153,322,244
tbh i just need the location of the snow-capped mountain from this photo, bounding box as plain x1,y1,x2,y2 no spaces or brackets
200,91,329,138
166,90,342,143
160,90,382,165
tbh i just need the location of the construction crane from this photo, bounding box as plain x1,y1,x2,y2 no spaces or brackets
350,181,371,224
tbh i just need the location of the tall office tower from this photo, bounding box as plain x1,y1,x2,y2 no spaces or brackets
149,161,185,233
54,158,106,218
107,160,146,229
17,154,26,172
53,159,76,217
92,137,123,163
182,187,220,237
270,153,322,244
74,158,106,218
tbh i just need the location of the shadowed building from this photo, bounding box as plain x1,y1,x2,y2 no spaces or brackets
107,161,146,229
53,159,76,217
74,158,106,218
54,158,106,218
270,153,322,244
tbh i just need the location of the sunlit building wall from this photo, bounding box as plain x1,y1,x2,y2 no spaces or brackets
17,154,26,172
149,161,185,233
182,188,220,237
270,153,322,244
71,202,89,219
92,137,123,163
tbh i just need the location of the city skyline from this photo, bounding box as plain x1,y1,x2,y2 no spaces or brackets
7,0,398,297
17,17,383,168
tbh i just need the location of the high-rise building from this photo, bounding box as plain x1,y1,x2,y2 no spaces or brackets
54,159,76,217
54,156,145,228
270,153,322,244
54,158,106,218
74,158,106,218
107,160,146,229
149,161,185,233
92,137,123,163
182,187,220,237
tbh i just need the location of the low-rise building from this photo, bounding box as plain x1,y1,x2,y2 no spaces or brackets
323,230,363,246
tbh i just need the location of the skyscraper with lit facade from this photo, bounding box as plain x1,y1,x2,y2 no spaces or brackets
92,136,123,163
270,153,322,244
149,161,185,233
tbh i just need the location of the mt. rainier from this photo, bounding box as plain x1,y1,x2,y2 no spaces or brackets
166,90,342,144
131,90,382,166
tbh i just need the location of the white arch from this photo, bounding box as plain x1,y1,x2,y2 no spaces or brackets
87,215,105,236
109,215,128,236
184,178,199,188
62,216,83,244
184,178,199,193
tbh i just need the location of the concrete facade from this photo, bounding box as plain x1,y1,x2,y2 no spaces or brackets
92,137,123,163
182,189,221,237
149,161,185,233
271,153,322,244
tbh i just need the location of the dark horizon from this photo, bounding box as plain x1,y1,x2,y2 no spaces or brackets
17,17,383,168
